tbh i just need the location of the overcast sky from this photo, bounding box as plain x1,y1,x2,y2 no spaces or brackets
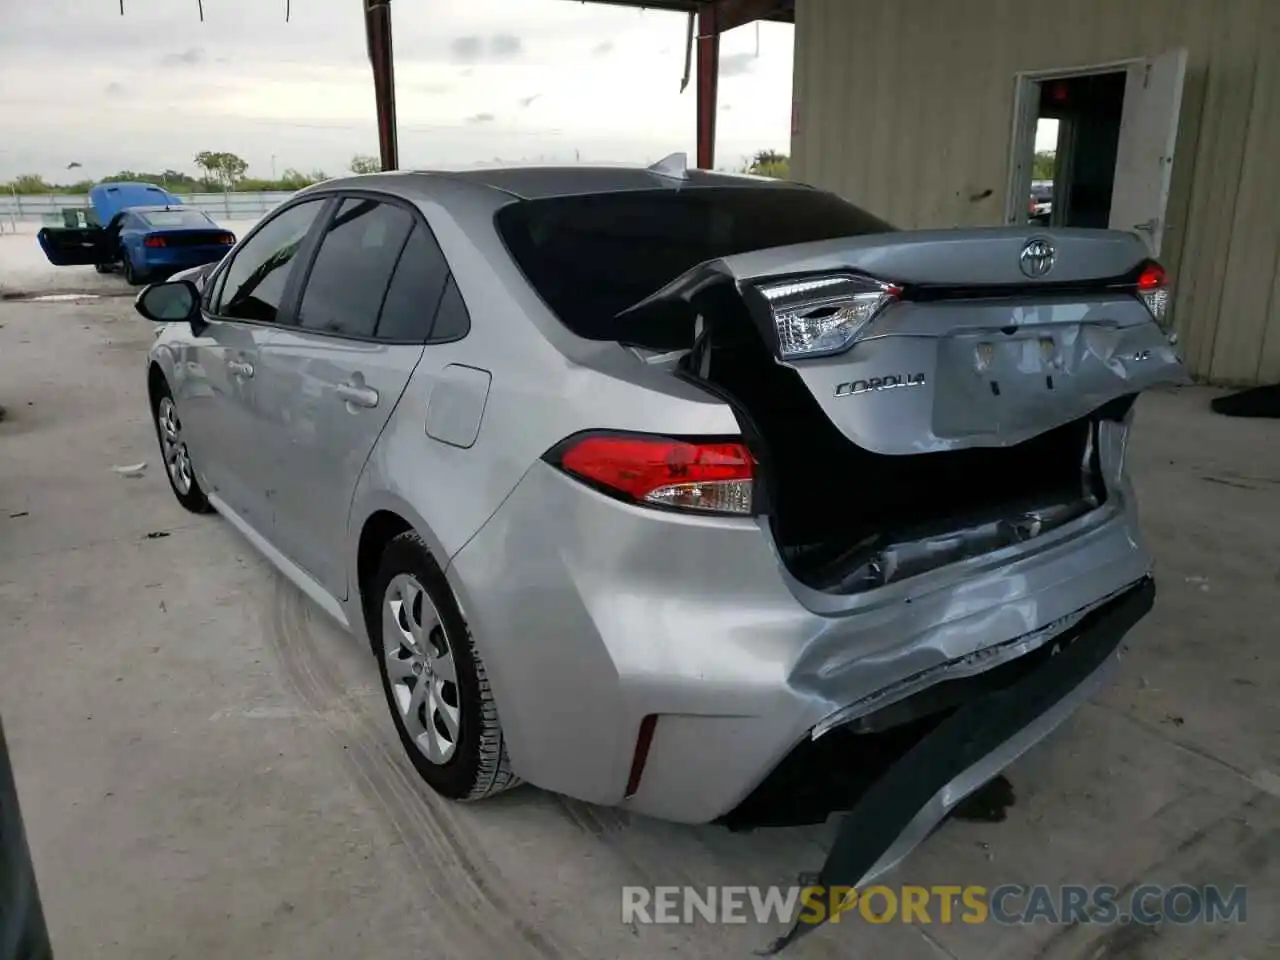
0,0,797,182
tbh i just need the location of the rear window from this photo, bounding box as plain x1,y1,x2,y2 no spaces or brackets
494,187,895,339
140,209,213,229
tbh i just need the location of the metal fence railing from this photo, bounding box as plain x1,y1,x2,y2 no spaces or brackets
0,191,292,225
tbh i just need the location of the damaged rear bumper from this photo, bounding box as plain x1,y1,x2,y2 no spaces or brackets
449,457,1154,825
765,577,1155,952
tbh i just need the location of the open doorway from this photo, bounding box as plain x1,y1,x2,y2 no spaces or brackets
1032,72,1128,228
1005,51,1187,258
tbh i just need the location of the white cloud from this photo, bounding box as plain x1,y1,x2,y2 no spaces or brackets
0,0,794,180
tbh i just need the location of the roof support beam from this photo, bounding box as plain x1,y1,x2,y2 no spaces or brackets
365,0,399,171
711,0,789,34
695,3,720,169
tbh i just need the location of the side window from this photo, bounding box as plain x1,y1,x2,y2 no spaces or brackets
429,276,472,342
296,198,414,338
375,222,450,342
213,198,325,323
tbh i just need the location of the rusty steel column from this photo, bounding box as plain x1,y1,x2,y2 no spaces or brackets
365,0,399,171
695,3,720,170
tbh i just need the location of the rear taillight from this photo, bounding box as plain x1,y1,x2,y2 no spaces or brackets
220,233,236,245
549,433,756,515
143,235,166,248
1135,260,1171,331
756,273,901,360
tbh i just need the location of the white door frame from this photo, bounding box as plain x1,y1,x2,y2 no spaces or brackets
1003,58,1141,226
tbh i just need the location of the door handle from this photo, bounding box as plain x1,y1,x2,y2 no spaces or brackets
227,359,254,378
1133,219,1160,233
336,381,379,408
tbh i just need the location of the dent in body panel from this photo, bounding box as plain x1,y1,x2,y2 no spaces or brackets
425,364,492,449
448,448,1153,820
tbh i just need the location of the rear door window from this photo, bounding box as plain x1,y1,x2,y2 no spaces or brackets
374,222,452,342
213,198,326,323
494,186,895,339
296,198,415,339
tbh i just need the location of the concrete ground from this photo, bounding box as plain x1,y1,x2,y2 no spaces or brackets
0,289,1277,960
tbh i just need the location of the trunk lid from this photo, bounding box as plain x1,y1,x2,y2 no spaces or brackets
621,227,1188,455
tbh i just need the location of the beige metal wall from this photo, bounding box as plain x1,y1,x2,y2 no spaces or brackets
791,0,1280,385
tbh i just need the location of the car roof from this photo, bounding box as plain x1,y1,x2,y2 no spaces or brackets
430,165,812,200
307,164,813,202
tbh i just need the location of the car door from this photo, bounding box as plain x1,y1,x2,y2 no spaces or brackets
254,195,451,598
175,197,329,532
35,224,105,265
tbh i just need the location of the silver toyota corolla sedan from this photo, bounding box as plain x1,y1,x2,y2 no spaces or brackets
136,159,1185,889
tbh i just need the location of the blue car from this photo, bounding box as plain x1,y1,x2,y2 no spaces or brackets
37,181,236,285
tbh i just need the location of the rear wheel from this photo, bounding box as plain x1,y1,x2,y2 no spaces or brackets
370,532,519,801
93,262,112,274
151,382,213,514
124,256,147,286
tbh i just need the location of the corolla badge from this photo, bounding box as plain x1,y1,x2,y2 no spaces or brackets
834,373,926,398
1019,238,1056,278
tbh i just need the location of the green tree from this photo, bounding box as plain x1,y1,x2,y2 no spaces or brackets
745,149,789,179
277,168,315,190
8,174,50,194
1032,151,1056,180
194,150,249,189
349,154,381,175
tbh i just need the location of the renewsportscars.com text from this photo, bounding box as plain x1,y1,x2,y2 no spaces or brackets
621,884,1248,927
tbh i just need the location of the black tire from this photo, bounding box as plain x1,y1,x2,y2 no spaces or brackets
150,379,214,514
370,531,519,801
124,256,147,286
93,262,112,274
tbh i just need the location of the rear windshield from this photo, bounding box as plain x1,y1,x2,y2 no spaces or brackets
494,187,895,339
140,209,213,229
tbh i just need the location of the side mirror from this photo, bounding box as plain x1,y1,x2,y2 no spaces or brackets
134,280,199,323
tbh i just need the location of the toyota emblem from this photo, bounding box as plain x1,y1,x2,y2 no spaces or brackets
1019,238,1056,278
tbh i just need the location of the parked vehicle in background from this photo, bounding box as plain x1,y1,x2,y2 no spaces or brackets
1030,180,1054,224
134,161,1183,896
35,181,236,285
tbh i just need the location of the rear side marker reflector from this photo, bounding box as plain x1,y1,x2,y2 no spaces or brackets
551,433,756,516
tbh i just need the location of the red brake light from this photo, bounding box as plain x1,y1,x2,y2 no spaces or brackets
220,233,236,245
143,235,166,248
1134,260,1171,331
1136,261,1166,291
552,433,756,515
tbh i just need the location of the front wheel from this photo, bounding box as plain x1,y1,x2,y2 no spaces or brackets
370,532,519,802
151,383,213,514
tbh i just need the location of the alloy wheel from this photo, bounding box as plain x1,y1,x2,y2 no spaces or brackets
156,396,193,495
382,573,462,765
